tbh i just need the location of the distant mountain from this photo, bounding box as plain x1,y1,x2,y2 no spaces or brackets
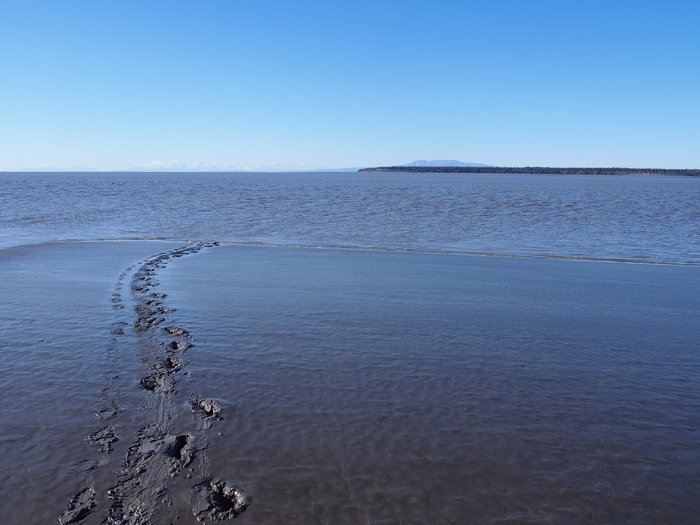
403,160,492,168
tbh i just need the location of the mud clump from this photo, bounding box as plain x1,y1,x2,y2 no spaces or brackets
88,425,118,453
131,277,158,293
135,305,156,318
193,398,223,419
139,376,158,391
168,340,192,351
157,356,183,372
164,326,190,337
59,487,96,524
193,481,248,521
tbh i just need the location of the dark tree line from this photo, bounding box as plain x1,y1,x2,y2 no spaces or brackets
358,166,700,176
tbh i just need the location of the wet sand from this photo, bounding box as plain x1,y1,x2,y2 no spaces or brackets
1,242,699,524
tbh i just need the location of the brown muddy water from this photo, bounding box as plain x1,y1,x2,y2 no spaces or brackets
1,241,699,524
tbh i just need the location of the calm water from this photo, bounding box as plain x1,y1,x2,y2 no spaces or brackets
1,172,699,524
1,171,699,264
161,246,700,524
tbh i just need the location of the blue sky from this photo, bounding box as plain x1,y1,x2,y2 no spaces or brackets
1,0,698,170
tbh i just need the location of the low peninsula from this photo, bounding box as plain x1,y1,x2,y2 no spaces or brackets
358,166,700,176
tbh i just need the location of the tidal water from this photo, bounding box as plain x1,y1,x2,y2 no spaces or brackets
0,172,699,524
1,171,699,264
160,246,700,524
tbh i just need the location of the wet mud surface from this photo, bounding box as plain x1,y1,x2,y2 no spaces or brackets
3,241,700,524
59,488,96,525
55,241,247,524
154,246,700,524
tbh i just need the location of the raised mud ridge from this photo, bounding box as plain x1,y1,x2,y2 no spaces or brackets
60,242,248,524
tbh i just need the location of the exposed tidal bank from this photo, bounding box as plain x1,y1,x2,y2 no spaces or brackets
76,240,248,525
1,241,699,524
0,241,248,525
156,244,700,524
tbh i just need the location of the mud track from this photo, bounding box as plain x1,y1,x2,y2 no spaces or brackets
60,242,247,524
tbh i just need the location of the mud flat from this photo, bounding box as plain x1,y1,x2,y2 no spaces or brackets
158,245,700,524
2,241,700,524
0,241,244,525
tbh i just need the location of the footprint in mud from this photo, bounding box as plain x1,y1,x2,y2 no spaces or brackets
88,425,118,453
69,458,99,475
96,400,120,421
165,433,191,460
163,432,200,474
110,321,128,335
59,487,96,525
193,480,248,521
133,274,159,286
139,372,174,392
106,427,201,520
101,242,232,523
111,293,124,310
167,339,192,352
140,357,184,393
134,316,164,332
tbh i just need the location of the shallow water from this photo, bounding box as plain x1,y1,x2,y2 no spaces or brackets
157,246,700,524
0,242,181,524
3,241,696,523
1,171,699,264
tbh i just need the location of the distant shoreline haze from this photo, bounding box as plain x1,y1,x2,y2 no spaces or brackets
359,166,700,176
1,165,698,176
